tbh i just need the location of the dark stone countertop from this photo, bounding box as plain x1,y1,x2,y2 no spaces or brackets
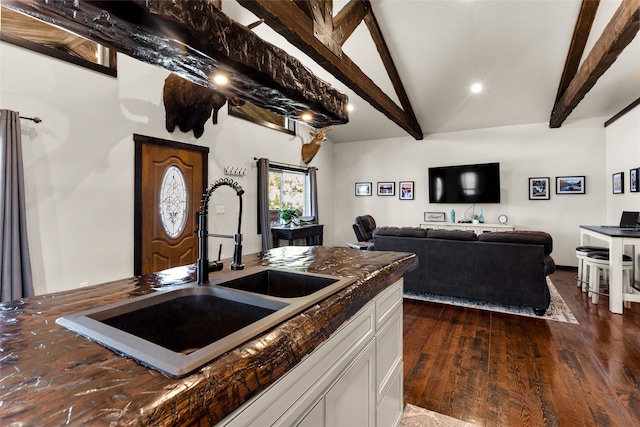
0,246,417,426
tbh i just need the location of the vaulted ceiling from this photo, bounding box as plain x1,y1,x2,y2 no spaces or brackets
226,0,639,143
4,1,639,143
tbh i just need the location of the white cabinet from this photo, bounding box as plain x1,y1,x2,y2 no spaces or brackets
325,341,376,426
219,279,404,427
420,222,515,234
297,399,324,427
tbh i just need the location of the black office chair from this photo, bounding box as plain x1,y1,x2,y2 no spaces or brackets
353,215,377,243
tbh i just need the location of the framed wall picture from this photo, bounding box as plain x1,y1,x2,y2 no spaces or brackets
377,182,395,196
529,177,550,200
424,212,446,222
612,172,624,194
556,176,585,194
630,168,639,193
399,181,414,200
355,182,372,196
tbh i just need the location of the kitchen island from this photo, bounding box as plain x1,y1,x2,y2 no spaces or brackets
0,246,417,426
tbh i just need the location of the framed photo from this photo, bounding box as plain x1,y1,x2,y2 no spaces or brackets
630,168,639,193
377,182,395,196
556,176,585,194
399,181,414,200
355,182,372,196
612,172,624,194
424,212,445,222
529,177,550,200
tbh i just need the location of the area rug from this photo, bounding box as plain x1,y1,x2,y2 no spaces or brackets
404,278,579,324
400,403,481,427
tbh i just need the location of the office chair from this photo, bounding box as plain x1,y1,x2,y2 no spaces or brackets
353,215,377,242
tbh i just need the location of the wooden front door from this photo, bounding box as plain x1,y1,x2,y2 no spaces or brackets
134,134,208,276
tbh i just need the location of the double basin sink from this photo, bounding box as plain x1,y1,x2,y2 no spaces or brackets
56,267,355,377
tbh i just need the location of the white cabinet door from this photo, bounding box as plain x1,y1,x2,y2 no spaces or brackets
376,306,402,401
297,399,324,427
377,362,403,427
325,342,376,427
217,279,403,427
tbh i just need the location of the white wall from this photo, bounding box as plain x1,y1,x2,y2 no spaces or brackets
3,37,633,294
604,106,640,222
333,119,608,267
1,43,335,295
604,105,640,282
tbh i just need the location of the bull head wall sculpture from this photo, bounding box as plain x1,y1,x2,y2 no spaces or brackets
301,127,332,164
163,73,229,138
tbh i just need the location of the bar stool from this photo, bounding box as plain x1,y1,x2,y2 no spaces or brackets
585,251,633,304
575,246,609,291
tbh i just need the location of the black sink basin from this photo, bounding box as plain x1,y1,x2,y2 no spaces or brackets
57,286,289,377
217,269,338,298
56,267,355,377
100,293,278,355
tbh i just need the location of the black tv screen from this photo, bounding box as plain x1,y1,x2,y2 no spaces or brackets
428,162,501,203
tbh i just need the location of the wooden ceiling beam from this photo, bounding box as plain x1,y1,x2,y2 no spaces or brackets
2,0,349,128
293,0,314,20
310,0,343,57
550,0,640,128
239,0,423,140
552,0,600,107
363,6,419,134
333,0,368,46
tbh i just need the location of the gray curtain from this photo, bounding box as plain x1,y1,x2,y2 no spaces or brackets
309,167,319,223
1,110,34,302
257,158,273,252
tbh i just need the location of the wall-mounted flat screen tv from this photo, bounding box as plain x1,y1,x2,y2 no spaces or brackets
428,162,501,203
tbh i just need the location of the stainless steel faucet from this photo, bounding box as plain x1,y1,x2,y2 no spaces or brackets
197,178,244,284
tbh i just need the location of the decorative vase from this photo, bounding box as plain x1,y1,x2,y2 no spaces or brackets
450,209,455,223
472,219,479,224
478,209,485,223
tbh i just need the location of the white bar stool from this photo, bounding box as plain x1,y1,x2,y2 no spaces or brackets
575,246,609,292
585,251,633,304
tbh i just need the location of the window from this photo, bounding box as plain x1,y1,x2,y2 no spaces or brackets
269,167,310,224
0,6,117,77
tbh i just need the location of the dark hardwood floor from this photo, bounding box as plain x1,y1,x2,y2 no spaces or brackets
403,267,640,426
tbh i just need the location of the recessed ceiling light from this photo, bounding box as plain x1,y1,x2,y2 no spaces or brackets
347,104,354,112
470,83,483,94
213,73,229,86
301,111,314,122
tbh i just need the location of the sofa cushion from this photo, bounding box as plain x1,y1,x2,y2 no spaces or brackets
478,230,553,255
426,229,477,241
373,226,427,238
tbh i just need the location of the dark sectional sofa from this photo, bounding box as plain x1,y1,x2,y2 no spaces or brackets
371,227,556,315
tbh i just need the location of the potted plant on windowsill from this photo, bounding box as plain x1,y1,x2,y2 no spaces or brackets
279,207,300,227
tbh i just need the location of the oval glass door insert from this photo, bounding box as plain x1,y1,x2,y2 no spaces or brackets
159,165,188,238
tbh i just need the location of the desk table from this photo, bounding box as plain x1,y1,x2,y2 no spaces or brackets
580,225,640,314
271,224,324,247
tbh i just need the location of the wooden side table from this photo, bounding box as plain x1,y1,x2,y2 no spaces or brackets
271,224,324,247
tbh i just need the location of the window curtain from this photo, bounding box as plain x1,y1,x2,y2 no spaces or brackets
256,157,273,252
1,110,34,302
309,167,319,223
